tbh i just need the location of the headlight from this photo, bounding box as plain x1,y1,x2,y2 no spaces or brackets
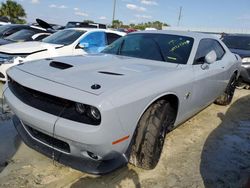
0,55,26,64
242,57,250,63
5,57,15,64
75,103,101,124
90,106,101,120
75,103,86,114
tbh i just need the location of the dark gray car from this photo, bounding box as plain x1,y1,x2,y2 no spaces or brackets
222,34,250,87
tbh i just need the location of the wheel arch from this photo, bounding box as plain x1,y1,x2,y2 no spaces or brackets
135,92,179,132
127,92,180,165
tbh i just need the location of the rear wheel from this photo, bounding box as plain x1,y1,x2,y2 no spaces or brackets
215,73,237,106
129,100,176,169
236,77,250,90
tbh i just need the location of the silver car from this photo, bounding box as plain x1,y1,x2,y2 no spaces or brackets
4,30,241,174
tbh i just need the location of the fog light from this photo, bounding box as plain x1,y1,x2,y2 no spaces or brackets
87,151,99,160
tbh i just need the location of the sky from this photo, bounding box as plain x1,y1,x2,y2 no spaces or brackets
1,0,250,29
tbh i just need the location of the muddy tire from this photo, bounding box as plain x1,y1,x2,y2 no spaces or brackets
129,100,176,169
215,73,237,106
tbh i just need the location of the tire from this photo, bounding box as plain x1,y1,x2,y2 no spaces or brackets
236,77,246,90
215,73,237,106
129,100,176,169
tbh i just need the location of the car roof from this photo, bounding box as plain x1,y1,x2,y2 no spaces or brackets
4,24,29,28
63,28,126,35
129,30,219,40
223,33,250,37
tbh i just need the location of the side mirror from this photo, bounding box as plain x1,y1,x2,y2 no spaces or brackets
78,42,89,49
205,50,217,64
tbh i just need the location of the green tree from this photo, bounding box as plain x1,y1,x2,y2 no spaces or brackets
112,19,123,28
0,0,26,24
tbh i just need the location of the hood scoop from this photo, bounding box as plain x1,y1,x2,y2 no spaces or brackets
98,71,124,76
49,61,73,70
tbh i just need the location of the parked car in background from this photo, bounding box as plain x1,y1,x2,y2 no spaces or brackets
65,22,107,29
222,34,250,88
4,31,241,174
0,18,55,40
0,28,125,81
0,16,11,26
0,24,33,38
117,28,137,33
0,28,51,46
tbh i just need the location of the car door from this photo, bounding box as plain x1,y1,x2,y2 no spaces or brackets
78,31,106,54
192,38,227,109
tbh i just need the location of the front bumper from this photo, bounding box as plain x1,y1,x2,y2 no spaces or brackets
240,64,250,83
3,79,130,174
12,115,128,174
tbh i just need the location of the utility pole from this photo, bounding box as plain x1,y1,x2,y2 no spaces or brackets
177,6,182,27
112,0,117,27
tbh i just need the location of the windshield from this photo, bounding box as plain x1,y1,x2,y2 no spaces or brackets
102,33,194,64
42,29,86,45
0,25,12,34
222,36,250,51
5,29,37,42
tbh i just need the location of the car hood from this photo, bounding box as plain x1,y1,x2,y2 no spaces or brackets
0,41,63,54
229,48,250,58
15,54,179,95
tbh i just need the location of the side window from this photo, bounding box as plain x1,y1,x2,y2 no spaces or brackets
194,39,225,65
80,32,106,47
106,33,122,45
212,40,225,60
4,28,20,37
34,34,50,41
194,39,213,65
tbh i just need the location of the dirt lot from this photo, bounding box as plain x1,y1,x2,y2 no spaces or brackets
0,82,249,188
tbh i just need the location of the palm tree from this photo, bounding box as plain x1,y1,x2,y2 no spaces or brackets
0,0,26,24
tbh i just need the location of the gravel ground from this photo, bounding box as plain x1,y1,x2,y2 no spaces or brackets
0,82,249,188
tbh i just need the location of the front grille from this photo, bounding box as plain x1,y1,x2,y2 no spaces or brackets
25,125,70,153
8,77,71,116
8,76,101,125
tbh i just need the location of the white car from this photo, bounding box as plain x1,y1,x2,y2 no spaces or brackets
0,28,125,81
4,31,241,174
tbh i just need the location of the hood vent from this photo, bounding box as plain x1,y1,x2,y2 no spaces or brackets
50,61,73,70
98,71,124,76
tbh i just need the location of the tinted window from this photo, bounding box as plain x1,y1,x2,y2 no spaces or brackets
194,39,225,64
213,41,225,59
102,33,194,64
3,27,21,37
80,32,106,47
42,30,85,45
34,34,50,41
5,29,39,41
0,25,12,33
107,33,122,45
222,35,250,51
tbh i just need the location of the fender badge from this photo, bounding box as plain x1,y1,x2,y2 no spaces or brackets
185,92,191,99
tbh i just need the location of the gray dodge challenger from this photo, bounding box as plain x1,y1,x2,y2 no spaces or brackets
3,30,241,174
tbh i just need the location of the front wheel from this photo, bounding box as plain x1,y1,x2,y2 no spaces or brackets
129,100,176,169
214,73,237,106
